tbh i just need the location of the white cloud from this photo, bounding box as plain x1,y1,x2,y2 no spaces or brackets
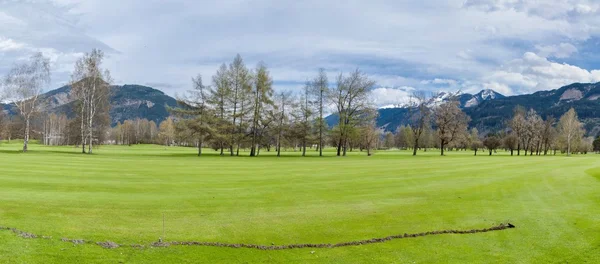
0,37,25,51
535,43,578,58
370,86,415,107
485,52,600,94
420,78,458,85
1,0,600,98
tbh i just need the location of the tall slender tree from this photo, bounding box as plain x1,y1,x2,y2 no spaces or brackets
299,81,314,156
210,63,231,155
71,49,112,154
227,54,251,156
250,63,274,157
274,91,293,157
311,68,329,156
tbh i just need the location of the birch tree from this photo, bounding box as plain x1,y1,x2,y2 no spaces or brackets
2,52,50,152
558,108,584,156
71,49,112,154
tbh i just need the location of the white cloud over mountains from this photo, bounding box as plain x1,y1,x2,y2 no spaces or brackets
1,0,600,106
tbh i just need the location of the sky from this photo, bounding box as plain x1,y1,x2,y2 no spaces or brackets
1,0,600,107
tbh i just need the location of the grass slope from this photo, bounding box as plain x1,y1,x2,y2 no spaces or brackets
0,143,599,263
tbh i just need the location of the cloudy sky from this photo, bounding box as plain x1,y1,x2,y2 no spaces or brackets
1,0,600,107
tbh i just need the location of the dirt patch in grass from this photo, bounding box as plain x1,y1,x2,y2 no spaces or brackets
0,223,515,250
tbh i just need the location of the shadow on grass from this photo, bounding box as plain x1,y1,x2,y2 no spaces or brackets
584,167,600,181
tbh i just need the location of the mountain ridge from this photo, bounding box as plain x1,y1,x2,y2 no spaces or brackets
331,82,600,134
4,82,600,135
1,84,178,126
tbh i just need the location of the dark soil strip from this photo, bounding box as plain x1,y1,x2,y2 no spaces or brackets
1,223,515,250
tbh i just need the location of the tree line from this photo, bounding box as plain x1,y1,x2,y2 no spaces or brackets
0,52,596,156
386,100,591,157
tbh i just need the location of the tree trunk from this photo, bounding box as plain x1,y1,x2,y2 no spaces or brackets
319,91,323,157
23,118,30,152
412,138,419,156
81,105,86,154
474,149,477,156
302,140,306,157
198,137,203,156
440,140,445,156
489,149,492,156
510,149,514,156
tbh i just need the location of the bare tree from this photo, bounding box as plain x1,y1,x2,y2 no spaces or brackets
311,68,329,156
383,132,395,149
558,108,584,156
522,109,542,156
299,80,314,156
274,91,293,157
541,116,556,155
509,106,526,155
2,52,51,152
71,49,112,154
503,134,518,156
468,128,482,156
483,134,501,156
158,117,176,146
329,69,376,156
360,118,380,156
435,100,470,156
407,92,431,156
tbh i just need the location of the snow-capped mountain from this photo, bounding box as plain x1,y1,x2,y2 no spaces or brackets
376,89,504,109
463,89,506,108
426,90,463,107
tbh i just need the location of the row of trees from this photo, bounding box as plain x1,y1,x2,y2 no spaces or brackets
168,55,378,157
382,100,590,156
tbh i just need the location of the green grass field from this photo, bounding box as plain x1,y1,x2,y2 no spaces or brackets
0,142,599,263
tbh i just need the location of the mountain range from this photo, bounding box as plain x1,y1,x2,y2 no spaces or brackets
3,82,600,135
328,82,600,135
1,84,178,126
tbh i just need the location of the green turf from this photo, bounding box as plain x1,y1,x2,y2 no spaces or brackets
0,142,599,263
